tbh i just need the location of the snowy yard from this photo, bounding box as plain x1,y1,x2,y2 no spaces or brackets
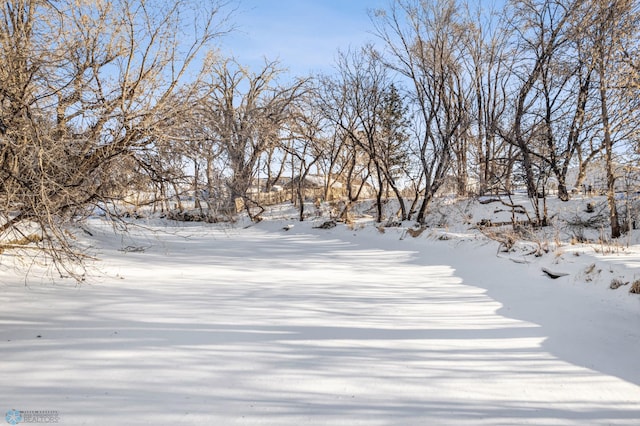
1,213,639,425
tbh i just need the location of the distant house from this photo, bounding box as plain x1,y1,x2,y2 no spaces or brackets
566,160,640,195
284,174,375,202
235,180,291,212
285,174,343,201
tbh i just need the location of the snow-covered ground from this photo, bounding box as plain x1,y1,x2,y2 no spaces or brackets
1,196,639,425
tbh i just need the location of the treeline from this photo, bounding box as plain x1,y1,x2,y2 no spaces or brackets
1,0,640,272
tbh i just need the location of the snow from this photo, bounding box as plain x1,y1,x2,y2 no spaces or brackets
1,197,639,425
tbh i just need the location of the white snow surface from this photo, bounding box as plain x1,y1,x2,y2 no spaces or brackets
1,197,640,425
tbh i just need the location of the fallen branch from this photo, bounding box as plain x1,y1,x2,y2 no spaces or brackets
542,267,569,279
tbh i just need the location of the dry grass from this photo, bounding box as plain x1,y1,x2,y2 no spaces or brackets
406,227,427,238
480,227,519,252
593,238,624,255
0,234,43,254
610,278,627,290
581,263,601,283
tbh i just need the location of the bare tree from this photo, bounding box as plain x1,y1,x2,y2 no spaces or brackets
198,58,307,220
310,112,351,204
317,47,410,222
462,3,515,195
492,0,588,225
0,0,232,275
316,69,372,221
281,96,327,221
587,0,640,238
504,0,605,206
372,0,470,223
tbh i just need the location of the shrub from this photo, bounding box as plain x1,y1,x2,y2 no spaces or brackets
610,278,627,290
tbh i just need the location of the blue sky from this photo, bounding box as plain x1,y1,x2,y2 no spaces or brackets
221,0,389,77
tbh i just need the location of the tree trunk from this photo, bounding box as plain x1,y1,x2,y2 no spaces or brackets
375,164,384,223
193,158,202,213
389,182,407,221
599,62,621,239
297,185,306,221
557,179,570,202
416,190,433,224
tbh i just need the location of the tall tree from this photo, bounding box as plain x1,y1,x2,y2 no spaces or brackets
498,0,587,224
198,58,307,219
0,0,231,273
282,95,326,221
318,47,410,222
588,0,640,238
377,82,411,218
372,0,470,223
462,3,513,195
